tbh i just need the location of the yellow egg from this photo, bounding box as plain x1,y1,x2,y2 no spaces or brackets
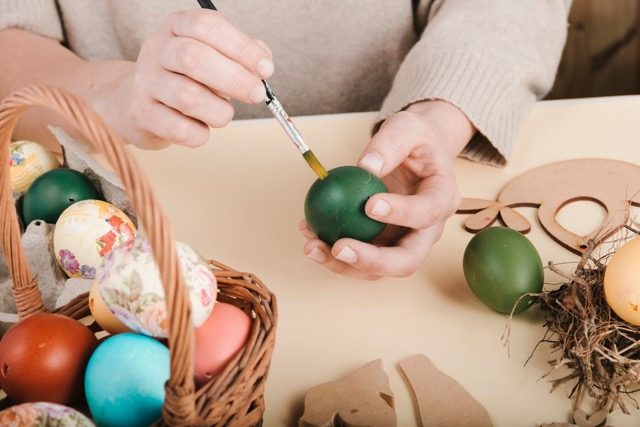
9,140,60,193
604,236,640,325
89,280,131,335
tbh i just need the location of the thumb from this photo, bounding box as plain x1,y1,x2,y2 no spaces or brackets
357,111,422,178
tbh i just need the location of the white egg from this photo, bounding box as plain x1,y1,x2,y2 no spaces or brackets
9,140,59,193
97,236,217,338
54,200,136,279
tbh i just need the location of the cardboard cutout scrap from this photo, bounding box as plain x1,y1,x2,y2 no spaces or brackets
398,354,492,427
298,359,396,427
457,159,640,254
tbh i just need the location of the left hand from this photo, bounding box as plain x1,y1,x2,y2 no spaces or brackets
299,100,476,280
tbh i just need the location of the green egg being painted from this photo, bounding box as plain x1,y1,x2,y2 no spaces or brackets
21,168,101,225
463,226,543,314
304,166,388,245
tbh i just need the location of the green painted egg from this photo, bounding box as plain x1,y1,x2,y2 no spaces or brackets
22,168,101,225
463,227,543,314
304,166,388,245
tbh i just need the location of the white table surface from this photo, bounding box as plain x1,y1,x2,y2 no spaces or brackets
130,95,640,426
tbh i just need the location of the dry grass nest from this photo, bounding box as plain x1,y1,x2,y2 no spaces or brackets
521,224,640,415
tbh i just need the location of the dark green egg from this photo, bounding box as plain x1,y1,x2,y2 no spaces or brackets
21,168,101,225
463,227,544,314
304,166,388,245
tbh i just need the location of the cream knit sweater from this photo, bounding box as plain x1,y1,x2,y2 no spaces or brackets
0,0,572,165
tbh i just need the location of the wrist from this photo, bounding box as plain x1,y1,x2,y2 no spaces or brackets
405,99,476,158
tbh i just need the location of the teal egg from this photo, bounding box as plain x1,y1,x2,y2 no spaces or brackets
85,333,169,427
463,227,544,314
22,168,100,225
304,166,388,245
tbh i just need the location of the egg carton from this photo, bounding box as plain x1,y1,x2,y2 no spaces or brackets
0,127,136,326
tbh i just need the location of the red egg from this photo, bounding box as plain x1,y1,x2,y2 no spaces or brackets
194,303,251,385
0,313,98,404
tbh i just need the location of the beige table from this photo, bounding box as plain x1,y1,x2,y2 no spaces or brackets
130,96,640,426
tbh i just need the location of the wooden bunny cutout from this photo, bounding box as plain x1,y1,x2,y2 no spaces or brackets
457,159,640,254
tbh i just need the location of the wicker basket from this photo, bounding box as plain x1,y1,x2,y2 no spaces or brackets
0,85,278,426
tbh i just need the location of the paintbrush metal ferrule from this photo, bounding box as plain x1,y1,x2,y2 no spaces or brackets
263,81,328,179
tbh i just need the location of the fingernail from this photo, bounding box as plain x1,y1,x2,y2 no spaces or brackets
307,247,326,263
370,199,391,217
335,246,357,264
257,58,274,79
359,152,384,175
250,83,267,103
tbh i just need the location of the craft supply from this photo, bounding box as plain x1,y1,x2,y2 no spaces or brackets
0,402,95,427
299,359,395,427
399,354,493,427
98,236,217,338
463,227,543,314
603,236,640,325
305,166,387,245
53,200,136,279
196,0,328,180
21,168,101,225
457,159,640,254
9,140,59,193
0,313,97,404
84,333,169,427
88,279,131,335
194,302,251,384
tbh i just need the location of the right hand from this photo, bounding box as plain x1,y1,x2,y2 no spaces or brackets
98,9,273,149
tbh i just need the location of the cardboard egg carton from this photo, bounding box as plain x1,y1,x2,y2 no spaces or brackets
0,127,135,326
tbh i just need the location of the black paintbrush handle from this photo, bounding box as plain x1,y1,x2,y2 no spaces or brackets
197,0,217,11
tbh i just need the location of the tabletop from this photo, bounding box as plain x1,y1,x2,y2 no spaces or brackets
129,95,640,426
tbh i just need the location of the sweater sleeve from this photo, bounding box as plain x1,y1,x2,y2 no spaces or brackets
378,0,572,166
0,0,63,41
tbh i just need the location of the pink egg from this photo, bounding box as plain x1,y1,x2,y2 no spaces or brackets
194,302,251,385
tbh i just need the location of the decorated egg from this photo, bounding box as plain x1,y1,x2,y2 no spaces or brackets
0,313,98,404
54,200,136,279
604,236,640,325
98,236,217,338
22,168,101,225
89,279,131,334
0,402,95,427
9,140,60,193
305,166,388,245
194,302,251,384
85,333,169,427
463,227,544,314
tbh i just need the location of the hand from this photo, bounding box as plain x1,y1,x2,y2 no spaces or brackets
300,100,476,280
94,9,273,149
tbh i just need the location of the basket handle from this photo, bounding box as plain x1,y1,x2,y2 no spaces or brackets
0,85,198,425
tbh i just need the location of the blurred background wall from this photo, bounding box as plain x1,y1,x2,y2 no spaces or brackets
548,0,640,99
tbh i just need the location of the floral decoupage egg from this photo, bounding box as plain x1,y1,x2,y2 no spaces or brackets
9,140,60,193
53,200,136,279
97,236,217,338
0,402,95,427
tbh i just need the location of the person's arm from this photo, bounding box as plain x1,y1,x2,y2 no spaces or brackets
300,0,572,279
0,9,274,151
0,29,132,150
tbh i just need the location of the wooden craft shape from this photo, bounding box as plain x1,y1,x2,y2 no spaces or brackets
457,159,640,254
298,359,396,427
399,354,492,427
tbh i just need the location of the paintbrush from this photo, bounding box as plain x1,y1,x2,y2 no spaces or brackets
197,0,329,180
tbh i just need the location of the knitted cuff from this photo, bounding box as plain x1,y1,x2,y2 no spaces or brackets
378,49,538,167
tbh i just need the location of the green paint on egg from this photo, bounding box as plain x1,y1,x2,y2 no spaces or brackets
304,166,387,245
463,227,544,314
21,168,101,225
